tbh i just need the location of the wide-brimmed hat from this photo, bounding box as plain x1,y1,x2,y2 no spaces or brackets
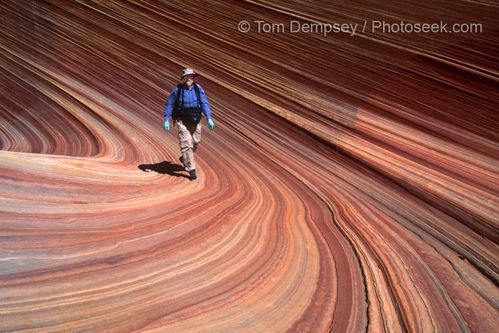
181,67,198,78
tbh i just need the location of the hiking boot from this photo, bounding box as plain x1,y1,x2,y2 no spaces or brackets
189,169,197,180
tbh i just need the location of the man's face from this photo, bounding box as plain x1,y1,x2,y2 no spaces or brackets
183,74,195,87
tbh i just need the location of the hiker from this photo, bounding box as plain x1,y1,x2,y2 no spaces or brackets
163,68,215,180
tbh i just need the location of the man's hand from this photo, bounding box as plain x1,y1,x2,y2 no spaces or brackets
207,118,215,130
164,120,170,132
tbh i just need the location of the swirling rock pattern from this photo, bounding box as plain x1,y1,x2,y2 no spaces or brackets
1,1,498,332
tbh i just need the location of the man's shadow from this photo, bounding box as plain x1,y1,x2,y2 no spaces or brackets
138,161,188,179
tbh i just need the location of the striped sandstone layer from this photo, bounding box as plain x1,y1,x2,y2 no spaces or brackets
1,1,498,332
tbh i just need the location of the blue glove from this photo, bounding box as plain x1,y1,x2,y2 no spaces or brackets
207,118,215,130
164,120,170,131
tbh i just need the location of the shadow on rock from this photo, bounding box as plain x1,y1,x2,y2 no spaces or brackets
138,161,188,178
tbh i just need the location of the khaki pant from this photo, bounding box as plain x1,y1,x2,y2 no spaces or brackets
176,120,201,171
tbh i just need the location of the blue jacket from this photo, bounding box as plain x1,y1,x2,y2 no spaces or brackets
163,83,212,121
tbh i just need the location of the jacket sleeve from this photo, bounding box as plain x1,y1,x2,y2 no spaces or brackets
163,85,179,121
197,84,212,120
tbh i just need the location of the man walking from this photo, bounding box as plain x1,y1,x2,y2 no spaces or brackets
163,68,215,180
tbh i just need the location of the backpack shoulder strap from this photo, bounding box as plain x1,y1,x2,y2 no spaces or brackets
174,84,183,110
193,83,201,108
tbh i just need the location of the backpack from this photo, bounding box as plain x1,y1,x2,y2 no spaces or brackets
172,83,203,124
